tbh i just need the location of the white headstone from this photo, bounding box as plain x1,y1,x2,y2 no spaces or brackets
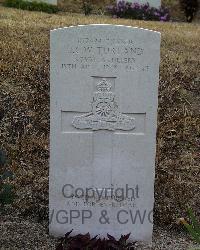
117,0,161,8
36,0,57,5
49,25,160,243
48,0,57,5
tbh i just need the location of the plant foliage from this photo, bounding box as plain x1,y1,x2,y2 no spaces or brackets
0,99,15,209
56,230,136,250
107,1,170,21
185,208,200,244
179,0,199,22
0,150,15,209
179,208,200,249
3,0,59,13
82,0,92,15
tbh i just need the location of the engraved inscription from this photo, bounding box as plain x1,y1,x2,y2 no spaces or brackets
60,36,149,72
72,78,135,131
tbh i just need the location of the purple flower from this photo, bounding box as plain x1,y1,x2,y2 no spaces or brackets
143,3,150,9
107,0,170,22
160,16,166,21
131,2,140,9
154,11,160,16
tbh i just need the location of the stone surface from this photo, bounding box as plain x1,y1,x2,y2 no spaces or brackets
117,0,161,8
49,24,160,243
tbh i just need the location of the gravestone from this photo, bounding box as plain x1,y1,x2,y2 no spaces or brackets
33,0,57,5
49,25,160,243
47,0,57,5
117,0,161,8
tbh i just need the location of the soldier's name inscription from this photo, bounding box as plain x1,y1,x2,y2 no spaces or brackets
61,36,149,72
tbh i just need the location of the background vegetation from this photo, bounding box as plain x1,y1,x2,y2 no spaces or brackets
3,0,59,13
58,0,186,20
0,0,186,20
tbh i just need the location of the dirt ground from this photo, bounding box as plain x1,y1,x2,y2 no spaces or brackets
0,214,198,249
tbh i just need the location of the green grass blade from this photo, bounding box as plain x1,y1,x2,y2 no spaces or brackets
188,208,200,233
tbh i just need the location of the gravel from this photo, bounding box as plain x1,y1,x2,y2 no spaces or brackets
0,215,198,250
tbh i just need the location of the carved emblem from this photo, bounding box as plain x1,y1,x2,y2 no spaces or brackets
72,78,135,131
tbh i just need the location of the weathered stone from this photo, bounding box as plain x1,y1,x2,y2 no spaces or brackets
49,25,161,243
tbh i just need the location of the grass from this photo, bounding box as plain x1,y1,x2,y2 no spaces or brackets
0,6,200,226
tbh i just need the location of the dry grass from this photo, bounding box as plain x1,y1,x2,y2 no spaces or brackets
0,6,200,227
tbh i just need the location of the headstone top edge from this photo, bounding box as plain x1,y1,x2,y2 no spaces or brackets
50,24,161,36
